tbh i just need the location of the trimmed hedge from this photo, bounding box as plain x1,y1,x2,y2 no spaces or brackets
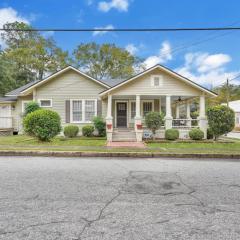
189,128,204,140
64,125,79,138
24,101,40,116
165,129,179,140
23,109,61,141
82,125,94,137
93,116,106,137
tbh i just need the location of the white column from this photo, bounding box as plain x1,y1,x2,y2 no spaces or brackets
106,94,113,142
33,88,37,101
198,95,207,138
186,101,192,127
136,95,141,118
135,95,143,142
165,95,173,129
159,97,162,113
176,103,180,119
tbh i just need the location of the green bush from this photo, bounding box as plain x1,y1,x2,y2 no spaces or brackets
189,128,204,140
207,128,214,139
24,101,40,116
145,112,164,139
165,129,179,140
93,116,106,137
23,109,61,141
207,105,235,140
64,125,79,138
82,125,94,137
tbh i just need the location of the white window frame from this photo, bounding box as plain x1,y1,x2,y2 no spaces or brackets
38,99,52,108
151,75,163,87
22,101,31,113
141,100,154,117
129,100,136,122
70,99,97,123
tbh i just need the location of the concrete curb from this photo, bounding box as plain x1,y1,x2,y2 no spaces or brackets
0,150,240,159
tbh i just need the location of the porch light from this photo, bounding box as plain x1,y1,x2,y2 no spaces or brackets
178,97,182,102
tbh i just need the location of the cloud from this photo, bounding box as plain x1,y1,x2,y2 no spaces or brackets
0,7,29,48
92,24,114,36
98,0,129,12
86,0,94,5
144,41,172,68
42,31,55,38
125,44,138,55
175,52,239,87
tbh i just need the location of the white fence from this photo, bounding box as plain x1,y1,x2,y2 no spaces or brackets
0,117,13,129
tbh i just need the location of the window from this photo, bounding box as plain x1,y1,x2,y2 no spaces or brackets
142,101,153,117
85,100,95,122
130,101,136,119
72,100,83,122
151,75,163,87
71,99,96,123
39,99,52,107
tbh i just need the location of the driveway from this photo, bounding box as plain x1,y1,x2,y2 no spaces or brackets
0,157,240,240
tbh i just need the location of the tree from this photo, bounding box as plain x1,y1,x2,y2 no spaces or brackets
73,42,144,79
1,21,70,91
207,105,235,140
145,112,164,139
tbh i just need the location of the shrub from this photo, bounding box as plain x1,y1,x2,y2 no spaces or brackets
207,105,235,140
24,101,40,116
82,125,94,137
165,129,179,140
145,112,164,139
189,128,204,140
93,116,106,137
64,125,79,138
23,109,61,141
207,128,214,139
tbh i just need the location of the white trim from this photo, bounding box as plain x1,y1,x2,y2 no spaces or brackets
114,100,129,128
22,101,31,113
151,75,163,87
129,100,136,122
100,65,217,97
38,99,52,108
141,100,154,117
70,99,97,124
18,66,110,96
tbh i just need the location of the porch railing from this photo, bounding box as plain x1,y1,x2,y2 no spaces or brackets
172,119,198,128
0,117,13,129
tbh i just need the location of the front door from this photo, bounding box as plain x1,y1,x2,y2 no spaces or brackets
116,102,127,128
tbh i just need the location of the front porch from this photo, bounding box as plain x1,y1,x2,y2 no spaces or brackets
105,94,207,142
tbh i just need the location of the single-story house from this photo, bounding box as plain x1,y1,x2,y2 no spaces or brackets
222,100,240,128
0,64,217,141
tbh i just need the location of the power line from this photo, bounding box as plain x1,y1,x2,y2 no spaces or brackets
1,27,240,32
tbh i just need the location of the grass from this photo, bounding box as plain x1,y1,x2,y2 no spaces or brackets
0,135,240,155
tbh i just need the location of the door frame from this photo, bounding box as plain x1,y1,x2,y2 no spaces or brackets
115,100,128,128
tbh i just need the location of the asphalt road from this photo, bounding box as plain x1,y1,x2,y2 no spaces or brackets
0,157,240,240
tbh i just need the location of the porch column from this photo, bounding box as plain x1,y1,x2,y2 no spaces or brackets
106,94,113,142
135,94,143,142
159,97,162,113
186,100,192,127
176,103,180,119
33,88,37,101
198,95,207,138
165,95,173,129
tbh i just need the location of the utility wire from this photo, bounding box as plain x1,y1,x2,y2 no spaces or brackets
1,27,240,32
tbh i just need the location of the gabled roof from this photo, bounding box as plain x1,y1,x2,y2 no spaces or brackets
6,66,111,96
100,64,218,97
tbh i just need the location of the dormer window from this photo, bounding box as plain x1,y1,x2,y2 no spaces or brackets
151,75,162,87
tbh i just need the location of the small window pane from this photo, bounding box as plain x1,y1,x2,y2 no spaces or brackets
143,102,152,116
131,102,136,119
72,100,82,122
40,100,51,107
154,77,160,86
85,100,95,122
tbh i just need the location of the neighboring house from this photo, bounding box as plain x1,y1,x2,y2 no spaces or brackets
222,100,240,128
0,65,217,141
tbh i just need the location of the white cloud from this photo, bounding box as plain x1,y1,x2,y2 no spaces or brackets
0,7,29,48
92,24,114,36
86,0,94,5
98,0,129,12
175,52,238,87
42,31,55,38
125,44,138,55
144,41,172,68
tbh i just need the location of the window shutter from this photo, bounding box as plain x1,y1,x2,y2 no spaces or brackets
97,100,102,117
65,100,70,123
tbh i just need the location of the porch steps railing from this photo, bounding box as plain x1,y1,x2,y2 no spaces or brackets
112,129,136,142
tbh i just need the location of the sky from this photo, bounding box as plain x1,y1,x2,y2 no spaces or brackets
0,0,240,88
